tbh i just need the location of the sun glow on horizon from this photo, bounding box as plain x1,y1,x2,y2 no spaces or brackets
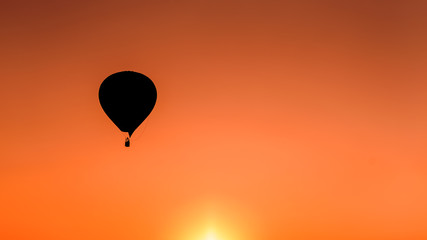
205,231,218,240
169,199,258,240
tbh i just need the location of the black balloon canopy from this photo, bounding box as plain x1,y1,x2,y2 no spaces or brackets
99,71,157,142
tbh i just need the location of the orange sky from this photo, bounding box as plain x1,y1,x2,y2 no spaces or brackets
1,1,427,239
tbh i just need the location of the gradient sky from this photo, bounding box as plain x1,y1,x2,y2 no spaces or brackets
1,1,427,239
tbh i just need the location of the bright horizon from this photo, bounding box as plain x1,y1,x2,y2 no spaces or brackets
1,1,427,239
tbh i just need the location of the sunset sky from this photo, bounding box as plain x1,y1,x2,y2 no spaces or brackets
1,0,427,239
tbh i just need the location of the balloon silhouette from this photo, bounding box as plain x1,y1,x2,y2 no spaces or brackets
99,71,157,147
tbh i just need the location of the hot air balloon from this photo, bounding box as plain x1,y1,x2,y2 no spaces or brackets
99,71,157,147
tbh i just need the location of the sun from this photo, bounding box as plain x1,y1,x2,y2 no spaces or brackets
205,231,218,240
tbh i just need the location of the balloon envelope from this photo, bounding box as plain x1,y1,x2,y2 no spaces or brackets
99,71,157,137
